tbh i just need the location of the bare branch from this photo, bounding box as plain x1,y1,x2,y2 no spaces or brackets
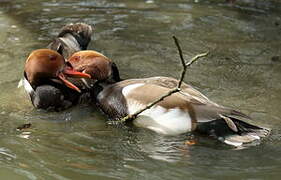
186,52,209,67
116,36,209,123
178,51,209,88
173,36,209,88
173,36,185,67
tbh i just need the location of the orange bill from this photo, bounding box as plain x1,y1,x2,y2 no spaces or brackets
58,73,81,93
63,68,91,79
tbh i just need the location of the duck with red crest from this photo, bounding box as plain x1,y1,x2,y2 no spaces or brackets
66,50,121,91
68,51,270,147
22,49,91,111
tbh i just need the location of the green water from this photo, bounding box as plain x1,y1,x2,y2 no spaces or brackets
0,0,280,179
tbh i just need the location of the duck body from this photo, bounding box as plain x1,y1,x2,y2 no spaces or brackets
95,76,270,146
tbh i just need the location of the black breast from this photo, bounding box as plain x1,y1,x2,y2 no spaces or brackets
95,83,128,120
31,82,89,111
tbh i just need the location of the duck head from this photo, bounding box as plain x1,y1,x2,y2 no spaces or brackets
48,23,93,59
24,49,91,93
58,23,93,50
67,50,121,85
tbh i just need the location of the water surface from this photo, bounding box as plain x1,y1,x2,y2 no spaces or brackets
0,0,280,179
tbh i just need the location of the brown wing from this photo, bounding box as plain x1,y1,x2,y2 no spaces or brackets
119,76,211,104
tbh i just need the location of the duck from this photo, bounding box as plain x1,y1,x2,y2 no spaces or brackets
23,49,91,111
94,76,270,146
66,50,270,146
48,23,93,59
66,50,121,91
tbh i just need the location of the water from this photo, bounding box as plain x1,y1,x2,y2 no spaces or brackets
0,0,281,179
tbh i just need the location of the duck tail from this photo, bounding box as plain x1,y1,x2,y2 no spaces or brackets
48,23,93,59
196,115,270,147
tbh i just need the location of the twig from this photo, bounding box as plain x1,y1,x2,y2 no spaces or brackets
118,36,209,123
173,36,209,88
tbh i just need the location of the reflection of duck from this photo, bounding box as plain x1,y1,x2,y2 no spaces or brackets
133,132,191,162
23,49,90,111
93,73,269,146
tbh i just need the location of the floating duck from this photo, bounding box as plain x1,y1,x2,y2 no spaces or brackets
67,50,270,146
95,76,270,146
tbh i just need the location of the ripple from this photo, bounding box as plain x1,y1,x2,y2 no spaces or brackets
0,0,280,179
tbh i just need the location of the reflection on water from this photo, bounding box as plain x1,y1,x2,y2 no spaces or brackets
0,0,281,179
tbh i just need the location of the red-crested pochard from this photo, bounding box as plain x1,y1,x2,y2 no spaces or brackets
67,50,121,90
23,49,91,111
95,76,270,146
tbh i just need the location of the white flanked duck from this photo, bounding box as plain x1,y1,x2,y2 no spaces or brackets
67,51,270,147
95,77,270,146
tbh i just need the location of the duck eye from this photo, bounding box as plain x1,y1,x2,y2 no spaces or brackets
66,61,73,68
49,55,57,61
73,56,80,61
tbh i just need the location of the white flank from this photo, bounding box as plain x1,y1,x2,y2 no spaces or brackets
22,78,34,95
122,83,144,96
250,135,260,140
127,100,192,135
223,140,243,147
